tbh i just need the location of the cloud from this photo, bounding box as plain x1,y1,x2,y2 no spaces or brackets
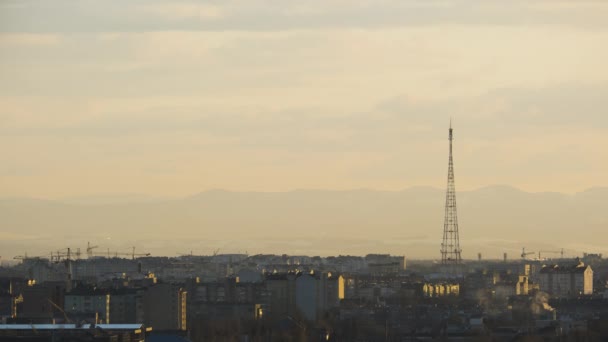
0,33,61,45
139,3,225,20
3,82,607,160
3,1,608,33
1,1,608,197
484,84,608,128
3,25,606,101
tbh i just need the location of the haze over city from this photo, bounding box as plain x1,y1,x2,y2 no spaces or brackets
4,2,608,341
2,1,608,259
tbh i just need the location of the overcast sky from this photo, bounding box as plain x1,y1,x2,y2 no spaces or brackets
2,0,608,198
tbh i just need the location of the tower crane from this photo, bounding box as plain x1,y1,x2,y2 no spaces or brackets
521,247,535,260
13,252,31,261
87,242,99,258
13,254,49,262
91,250,150,260
129,246,149,260
52,248,76,263
51,248,75,289
538,248,564,260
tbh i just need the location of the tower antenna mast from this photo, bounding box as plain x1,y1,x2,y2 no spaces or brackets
441,120,462,265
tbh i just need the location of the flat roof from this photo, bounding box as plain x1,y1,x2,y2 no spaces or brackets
0,324,144,331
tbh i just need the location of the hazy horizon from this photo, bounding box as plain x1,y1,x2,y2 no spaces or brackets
2,1,608,262
3,5,608,340
2,186,607,260
3,183,608,202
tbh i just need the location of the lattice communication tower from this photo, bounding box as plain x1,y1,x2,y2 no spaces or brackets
441,121,462,264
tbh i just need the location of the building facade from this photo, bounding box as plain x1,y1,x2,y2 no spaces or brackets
538,262,593,297
64,288,111,324
143,283,187,330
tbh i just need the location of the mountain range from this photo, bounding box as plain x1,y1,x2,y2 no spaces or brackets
1,185,606,261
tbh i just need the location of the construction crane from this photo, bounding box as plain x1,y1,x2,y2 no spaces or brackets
87,242,99,258
538,248,564,260
13,252,30,261
13,252,31,260
51,248,75,289
521,247,535,260
15,246,81,263
91,249,150,260
13,253,50,262
129,246,150,260
47,298,72,323
51,248,77,263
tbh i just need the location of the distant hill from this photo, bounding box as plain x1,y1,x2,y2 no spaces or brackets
1,186,606,260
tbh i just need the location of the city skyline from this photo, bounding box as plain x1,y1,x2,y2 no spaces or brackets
3,2,608,340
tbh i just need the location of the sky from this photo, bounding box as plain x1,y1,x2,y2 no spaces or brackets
2,0,608,199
